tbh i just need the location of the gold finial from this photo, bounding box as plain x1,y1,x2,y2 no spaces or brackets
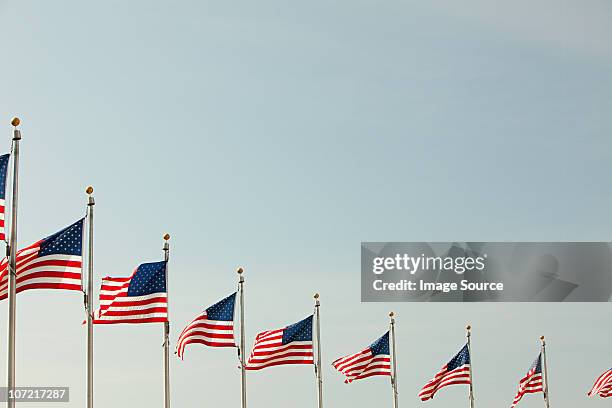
85,186,94,195
11,117,20,127
163,233,170,241
540,335,545,341
389,311,395,318
237,267,244,274
466,324,472,331
314,293,320,299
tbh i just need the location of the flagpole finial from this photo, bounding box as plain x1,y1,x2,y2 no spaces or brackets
466,324,471,331
11,117,20,127
389,311,394,318
163,233,170,241
314,293,319,299
540,335,545,344
237,267,244,275
86,186,94,195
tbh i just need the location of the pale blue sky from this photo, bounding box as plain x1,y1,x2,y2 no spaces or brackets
0,1,611,407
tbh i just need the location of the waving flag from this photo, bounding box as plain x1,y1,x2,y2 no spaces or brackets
332,331,391,383
589,369,612,398
511,353,544,407
0,218,84,300
94,261,167,324
176,292,236,359
418,344,471,401
0,153,9,241
245,315,313,370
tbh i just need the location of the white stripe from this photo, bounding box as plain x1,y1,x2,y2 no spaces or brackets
178,334,235,344
247,354,313,367
180,326,234,337
96,312,167,321
101,302,168,312
16,277,82,287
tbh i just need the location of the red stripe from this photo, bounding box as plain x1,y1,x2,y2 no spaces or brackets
352,371,391,381
16,283,82,293
179,339,235,348
16,271,81,283
419,365,471,400
94,317,167,324
245,359,313,371
98,306,168,317
181,322,233,331
249,343,313,357
99,296,167,307
179,331,234,340
19,259,82,272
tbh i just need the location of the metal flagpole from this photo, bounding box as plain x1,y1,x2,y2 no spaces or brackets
540,336,551,408
466,325,475,408
163,234,171,408
314,293,323,408
389,312,399,408
6,117,21,408
237,267,247,408
85,186,95,408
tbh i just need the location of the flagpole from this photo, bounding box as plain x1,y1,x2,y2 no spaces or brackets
540,336,551,408
237,267,247,408
163,234,171,408
6,117,21,408
314,293,323,408
389,312,399,408
466,325,475,408
85,186,95,408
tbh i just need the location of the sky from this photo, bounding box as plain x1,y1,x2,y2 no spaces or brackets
0,0,611,407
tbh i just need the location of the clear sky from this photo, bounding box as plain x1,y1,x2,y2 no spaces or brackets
1,0,611,407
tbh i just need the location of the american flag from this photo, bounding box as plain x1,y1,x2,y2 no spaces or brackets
510,353,544,408
418,344,471,401
0,218,84,300
0,153,9,242
332,331,391,383
176,292,237,359
588,369,612,398
94,261,168,324
245,315,313,370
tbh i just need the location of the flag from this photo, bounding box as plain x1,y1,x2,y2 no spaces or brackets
418,344,471,401
176,292,236,359
94,261,167,324
0,153,9,241
0,218,84,300
332,331,391,383
245,315,313,370
510,353,544,408
588,369,612,398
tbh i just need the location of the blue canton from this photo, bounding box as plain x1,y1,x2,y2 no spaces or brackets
370,331,390,356
0,154,9,200
282,315,313,344
39,218,84,257
206,292,236,321
127,261,167,296
531,354,542,374
448,344,471,371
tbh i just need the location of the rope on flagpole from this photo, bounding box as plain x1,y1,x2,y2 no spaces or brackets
314,293,323,408
86,186,95,408
541,336,551,408
163,233,171,408
237,266,247,408
6,116,21,408
389,312,399,408
466,325,475,408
